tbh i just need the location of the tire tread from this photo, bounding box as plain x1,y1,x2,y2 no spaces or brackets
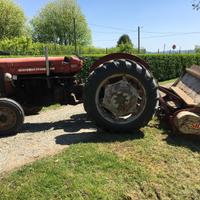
83,59,158,133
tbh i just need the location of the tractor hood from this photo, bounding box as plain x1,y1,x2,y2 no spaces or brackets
0,56,83,75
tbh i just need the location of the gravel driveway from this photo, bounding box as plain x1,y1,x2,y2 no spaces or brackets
0,104,97,174
0,82,174,174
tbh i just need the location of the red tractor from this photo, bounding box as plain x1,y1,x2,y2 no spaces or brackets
0,52,158,136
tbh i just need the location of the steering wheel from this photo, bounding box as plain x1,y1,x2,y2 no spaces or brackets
72,51,91,61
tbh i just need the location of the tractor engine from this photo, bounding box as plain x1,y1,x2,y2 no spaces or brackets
13,76,83,107
0,56,84,108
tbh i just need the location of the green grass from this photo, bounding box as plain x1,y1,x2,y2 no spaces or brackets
158,78,178,85
41,104,61,112
0,116,200,199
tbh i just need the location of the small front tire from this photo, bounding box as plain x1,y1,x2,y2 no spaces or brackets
0,98,24,136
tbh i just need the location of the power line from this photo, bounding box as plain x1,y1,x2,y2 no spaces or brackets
88,23,138,32
142,31,185,34
89,22,200,41
140,32,200,39
40,19,200,42
92,31,129,34
94,39,119,42
93,31,200,42
88,22,200,36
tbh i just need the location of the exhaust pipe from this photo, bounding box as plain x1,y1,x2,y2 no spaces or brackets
45,47,51,88
45,46,50,76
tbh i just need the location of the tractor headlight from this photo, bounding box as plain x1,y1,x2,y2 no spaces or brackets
4,73,12,81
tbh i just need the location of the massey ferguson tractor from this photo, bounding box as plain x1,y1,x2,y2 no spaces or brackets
0,50,200,139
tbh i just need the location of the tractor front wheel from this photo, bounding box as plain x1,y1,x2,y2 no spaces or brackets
0,98,24,136
83,59,159,133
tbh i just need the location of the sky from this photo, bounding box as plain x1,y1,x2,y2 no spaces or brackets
16,0,200,52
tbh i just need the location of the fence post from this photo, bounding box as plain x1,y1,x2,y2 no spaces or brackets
106,48,108,54
79,46,81,54
42,45,43,55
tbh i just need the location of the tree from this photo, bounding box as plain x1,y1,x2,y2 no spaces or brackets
118,42,134,53
117,34,132,47
30,0,92,46
194,45,200,53
0,0,27,40
192,0,200,10
0,36,33,55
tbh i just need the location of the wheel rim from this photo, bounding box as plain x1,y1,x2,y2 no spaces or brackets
0,107,17,131
95,74,147,124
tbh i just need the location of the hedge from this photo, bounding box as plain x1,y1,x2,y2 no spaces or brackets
143,54,200,80
78,54,200,81
1,54,200,82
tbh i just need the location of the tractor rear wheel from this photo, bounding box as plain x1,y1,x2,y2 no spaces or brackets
83,59,159,133
0,98,24,136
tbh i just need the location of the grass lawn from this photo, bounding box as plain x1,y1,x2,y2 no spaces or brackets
158,78,178,85
1,78,199,199
0,115,200,199
41,104,61,112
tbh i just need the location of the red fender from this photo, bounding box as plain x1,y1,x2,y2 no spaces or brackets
90,53,149,72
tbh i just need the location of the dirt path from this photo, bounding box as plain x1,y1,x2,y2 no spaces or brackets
0,104,97,174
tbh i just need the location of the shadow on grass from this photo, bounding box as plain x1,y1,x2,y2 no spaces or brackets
55,130,144,146
156,116,200,153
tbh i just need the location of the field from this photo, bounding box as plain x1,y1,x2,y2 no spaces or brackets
0,114,200,199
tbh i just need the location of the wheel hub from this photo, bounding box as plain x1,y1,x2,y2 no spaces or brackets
0,108,16,128
102,80,138,116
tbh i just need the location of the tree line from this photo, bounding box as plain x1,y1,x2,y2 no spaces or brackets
0,0,198,55
0,0,92,47
0,36,146,55
0,0,145,55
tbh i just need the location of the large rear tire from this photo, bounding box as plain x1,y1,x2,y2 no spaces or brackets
0,98,24,136
83,59,159,133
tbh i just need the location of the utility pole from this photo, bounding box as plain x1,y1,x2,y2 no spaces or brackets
73,18,77,53
138,26,140,54
51,20,57,54
163,43,166,54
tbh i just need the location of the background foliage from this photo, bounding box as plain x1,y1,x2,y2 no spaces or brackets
1,52,198,82
0,36,145,55
195,45,200,53
192,0,200,10
30,0,92,46
0,0,27,40
0,39,199,82
0,38,199,82
78,54,200,81
117,34,132,47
